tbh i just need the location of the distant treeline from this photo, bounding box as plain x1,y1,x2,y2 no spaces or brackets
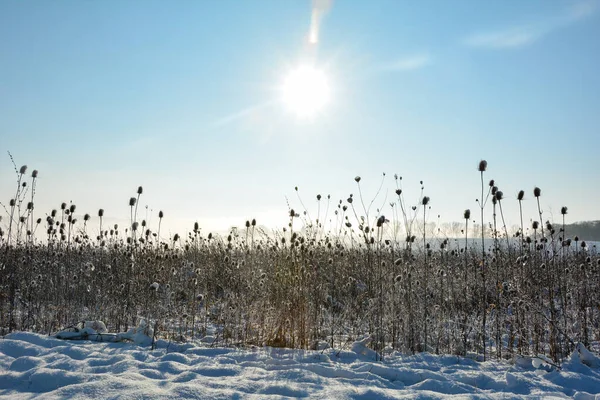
564,220,600,241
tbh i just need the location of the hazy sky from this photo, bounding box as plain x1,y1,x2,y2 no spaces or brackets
1,0,599,238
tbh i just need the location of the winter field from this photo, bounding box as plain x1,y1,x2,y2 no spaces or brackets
1,328,600,399
2,161,600,398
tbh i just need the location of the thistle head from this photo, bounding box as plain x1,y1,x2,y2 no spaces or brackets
478,160,487,172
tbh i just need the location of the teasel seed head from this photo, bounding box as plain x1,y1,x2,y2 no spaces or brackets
464,209,471,220
422,196,430,206
98,209,104,217
533,187,541,197
561,206,568,215
61,202,67,210
517,190,524,201
129,197,136,207
478,160,487,172
137,186,143,195
159,210,164,218
84,213,90,221
355,176,361,183
496,190,504,201
31,170,38,178
19,165,27,175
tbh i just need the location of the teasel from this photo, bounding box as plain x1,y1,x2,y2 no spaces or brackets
477,159,488,361
532,187,545,242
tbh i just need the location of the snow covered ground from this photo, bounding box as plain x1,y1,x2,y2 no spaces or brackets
1,332,600,399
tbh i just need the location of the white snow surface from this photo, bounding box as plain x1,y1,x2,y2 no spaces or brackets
1,332,600,399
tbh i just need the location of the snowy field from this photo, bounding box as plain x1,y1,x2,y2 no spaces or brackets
1,332,600,399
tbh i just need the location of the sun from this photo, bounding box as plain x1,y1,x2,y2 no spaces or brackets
281,65,331,118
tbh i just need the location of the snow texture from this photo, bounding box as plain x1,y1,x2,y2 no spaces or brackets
1,332,600,399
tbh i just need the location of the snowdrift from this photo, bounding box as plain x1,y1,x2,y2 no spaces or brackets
1,331,600,399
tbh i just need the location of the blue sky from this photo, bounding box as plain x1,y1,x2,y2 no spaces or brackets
1,0,599,237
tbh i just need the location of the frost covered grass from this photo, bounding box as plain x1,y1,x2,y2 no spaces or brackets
1,156,599,366
1,331,600,399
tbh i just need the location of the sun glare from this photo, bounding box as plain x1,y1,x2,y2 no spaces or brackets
281,65,331,118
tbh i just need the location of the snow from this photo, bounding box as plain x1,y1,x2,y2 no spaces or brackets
1,332,600,399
